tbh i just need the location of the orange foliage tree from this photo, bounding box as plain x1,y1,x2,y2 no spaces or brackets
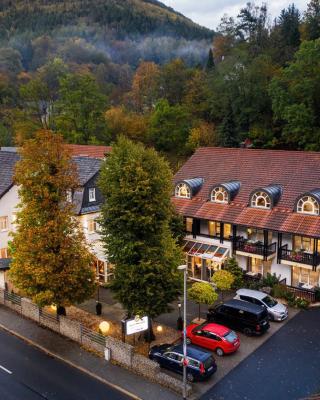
9,130,96,315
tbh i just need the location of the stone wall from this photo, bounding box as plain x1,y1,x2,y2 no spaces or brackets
105,336,134,368
0,288,4,304
60,316,81,343
21,298,40,322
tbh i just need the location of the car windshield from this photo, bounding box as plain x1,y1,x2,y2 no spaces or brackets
262,295,277,307
223,330,237,343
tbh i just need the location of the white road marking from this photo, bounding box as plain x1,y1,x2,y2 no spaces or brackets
0,365,12,374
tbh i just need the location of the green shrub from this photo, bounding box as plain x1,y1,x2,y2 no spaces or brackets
262,272,280,288
295,297,310,309
272,284,288,298
224,257,244,289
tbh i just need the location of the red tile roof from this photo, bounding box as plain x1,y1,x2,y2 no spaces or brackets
65,144,111,159
172,147,320,238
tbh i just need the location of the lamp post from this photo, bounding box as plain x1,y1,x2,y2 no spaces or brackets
178,264,187,400
95,277,102,316
177,302,183,330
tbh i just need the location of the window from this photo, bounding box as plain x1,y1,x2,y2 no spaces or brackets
175,183,191,199
208,221,221,237
224,223,231,239
251,192,271,209
297,196,319,215
0,248,8,258
89,188,96,202
186,218,193,233
211,186,228,204
88,218,97,234
66,190,73,202
0,217,8,231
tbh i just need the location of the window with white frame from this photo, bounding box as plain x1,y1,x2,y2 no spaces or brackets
211,186,228,203
251,191,271,209
297,196,319,215
89,188,96,202
175,183,191,199
0,217,8,231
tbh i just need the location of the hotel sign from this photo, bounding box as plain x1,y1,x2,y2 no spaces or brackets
122,316,149,335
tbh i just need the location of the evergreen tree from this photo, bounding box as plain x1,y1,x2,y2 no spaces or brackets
9,130,96,315
304,0,320,40
206,48,215,71
98,137,182,335
218,101,239,147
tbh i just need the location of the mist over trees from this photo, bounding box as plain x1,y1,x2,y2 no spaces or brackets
1,0,320,164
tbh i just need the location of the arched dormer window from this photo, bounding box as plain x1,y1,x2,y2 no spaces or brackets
297,196,319,215
251,191,271,209
175,182,191,199
211,186,229,204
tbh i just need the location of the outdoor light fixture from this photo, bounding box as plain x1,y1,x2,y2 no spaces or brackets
50,305,57,312
99,321,110,335
156,325,163,333
177,264,187,400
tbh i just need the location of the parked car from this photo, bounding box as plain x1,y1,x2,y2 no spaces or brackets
149,343,217,382
207,299,270,336
185,322,240,356
234,288,288,321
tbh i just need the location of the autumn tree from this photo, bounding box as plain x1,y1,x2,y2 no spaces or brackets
186,122,217,152
9,130,96,315
211,270,234,301
188,282,218,321
98,137,182,337
130,61,160,112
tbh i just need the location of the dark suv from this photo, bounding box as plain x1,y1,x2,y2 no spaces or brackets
149,343,217,382
207,299,270,336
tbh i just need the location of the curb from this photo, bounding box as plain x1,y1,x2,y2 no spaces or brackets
0,322,142,400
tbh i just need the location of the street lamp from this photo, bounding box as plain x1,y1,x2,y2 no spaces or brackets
178,264,187,400
177,302,183,330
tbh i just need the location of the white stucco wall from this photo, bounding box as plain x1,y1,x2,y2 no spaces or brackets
0,185,19,252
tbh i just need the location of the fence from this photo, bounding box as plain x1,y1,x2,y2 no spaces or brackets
0,288,191,396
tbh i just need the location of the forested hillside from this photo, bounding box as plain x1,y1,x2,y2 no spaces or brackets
1,0,320,164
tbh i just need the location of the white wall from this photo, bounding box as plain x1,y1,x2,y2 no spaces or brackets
0,186,19,252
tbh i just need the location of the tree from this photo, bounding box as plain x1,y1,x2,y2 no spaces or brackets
9,130,96,315
224,257,244,289
98,137,182,337
269,39,320,150
188,282,218,321
130,61,160,112
303,0,320,40
186,122,217,152
211,270,234,301
218,100,239,147
150,99,191,153
206,49,215,71
55,73,109,144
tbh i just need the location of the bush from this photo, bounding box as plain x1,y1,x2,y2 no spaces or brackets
272,284,288,298
295,297,310,309
262,272,280,288
284,291,296,307
314,287,320,302
224,257,244,289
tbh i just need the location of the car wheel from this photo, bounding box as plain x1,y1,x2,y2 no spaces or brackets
216,347,224,357
187,373,194,382
186,338,191,345
243,327,252,336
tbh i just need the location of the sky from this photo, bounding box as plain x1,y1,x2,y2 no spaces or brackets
161,0,307,30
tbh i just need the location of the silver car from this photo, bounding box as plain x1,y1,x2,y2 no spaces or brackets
234,289,288,321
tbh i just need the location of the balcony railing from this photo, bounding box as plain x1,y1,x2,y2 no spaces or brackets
279,244,320,267
235,238,277,258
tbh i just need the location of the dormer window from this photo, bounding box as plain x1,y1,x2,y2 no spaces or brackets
211,187,228,204
175,183,191,199
297,196,319,215
251,191,271,209
89,188,96,202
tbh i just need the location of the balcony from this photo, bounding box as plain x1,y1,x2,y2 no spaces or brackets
235,238,277,260
279,245,320,269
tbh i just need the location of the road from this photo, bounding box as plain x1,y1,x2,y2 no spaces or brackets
201,307,320,400
0,328,132,400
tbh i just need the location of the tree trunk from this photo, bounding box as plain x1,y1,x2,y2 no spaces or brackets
144,319,155,342
198,303,201,321
57,305,66,316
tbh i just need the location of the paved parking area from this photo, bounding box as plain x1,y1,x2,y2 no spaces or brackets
200,306,320,400
189,308,299,399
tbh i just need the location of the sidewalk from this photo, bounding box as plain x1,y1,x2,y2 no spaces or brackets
0,305,179,400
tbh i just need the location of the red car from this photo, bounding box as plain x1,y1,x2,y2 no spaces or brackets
186,322,240,356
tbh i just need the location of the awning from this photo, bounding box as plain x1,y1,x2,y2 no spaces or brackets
182,240,229,263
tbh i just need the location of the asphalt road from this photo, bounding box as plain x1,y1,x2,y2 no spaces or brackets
201,307,320,400
0,328,132,400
